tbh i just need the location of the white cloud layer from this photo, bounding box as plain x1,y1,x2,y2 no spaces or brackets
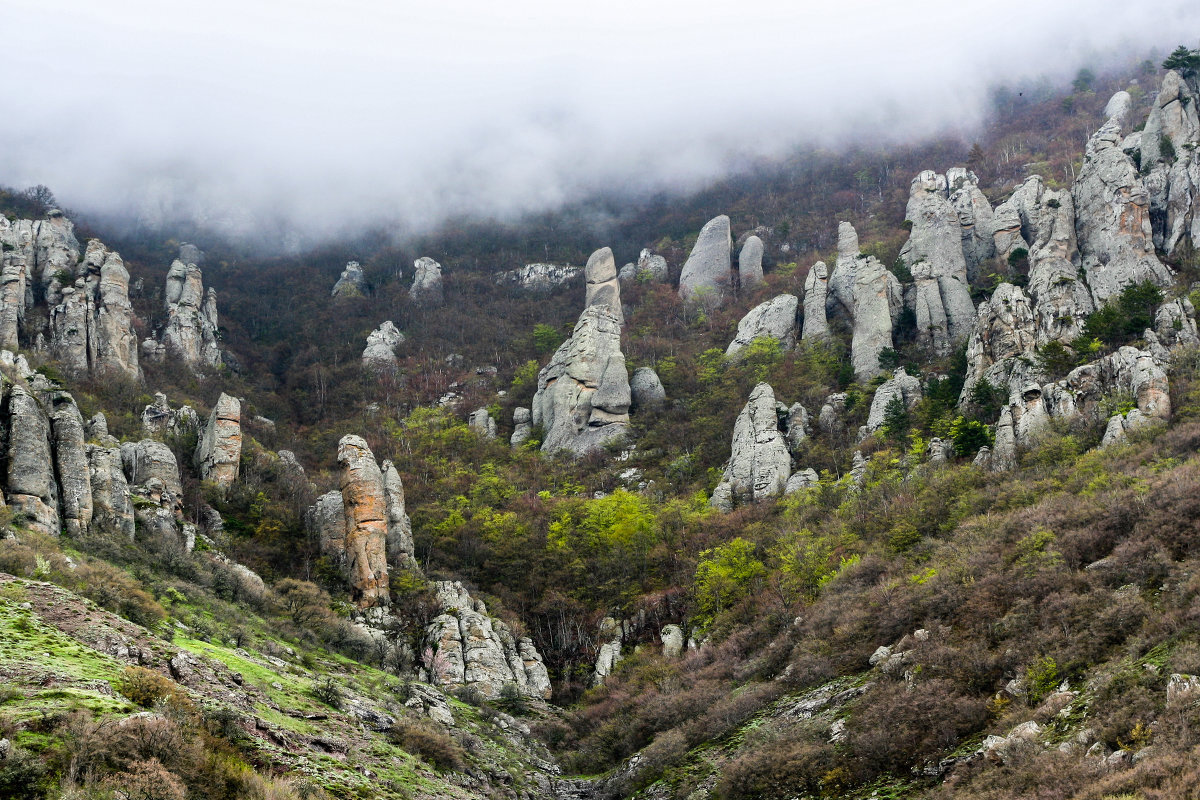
2,1,1198,246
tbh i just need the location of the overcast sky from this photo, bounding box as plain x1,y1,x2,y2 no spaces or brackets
2,1,1198,247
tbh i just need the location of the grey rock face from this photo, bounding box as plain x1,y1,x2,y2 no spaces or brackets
1154,297,1200,350
337,435,390,608
591,616,624,686
661,625,685,659
801,261,831,341
425,581,551,699
121,440,184,511
531,306,630,456
87,441,135,541
738,235,765,290
1142,71,1200,257
410,257,444,308
725,294,798,359
1073,95,1174,305
785,403,810,453
960,283,1039,406
785,468,819,494
0,212,81,349
140,392,200,438
467,408,497,439
306,491,347,569
332,261,368,298
947,168,996,282
630,367,666,412
678,215,732,304
828,222,902,380
194,393,242,495
636,249,668,282
4,384,60,535
865,368,922,433
510,407,533,447
710,383,791,511
160,260,221,368
362,321,405,370
584,247,623,324
898,170,977,354
381,460,416,569
48,392,92,537
495,263,581,292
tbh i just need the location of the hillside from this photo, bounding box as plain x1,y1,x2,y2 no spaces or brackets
1,48,1200,800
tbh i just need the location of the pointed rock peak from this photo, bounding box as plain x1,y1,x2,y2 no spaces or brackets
584,246,622,322
738,235,765,290
836,222,860,265
585,247,617,284
912,170,948,196
678,215,732,303
1104,90,1133,128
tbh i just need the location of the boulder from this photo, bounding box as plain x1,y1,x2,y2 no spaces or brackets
120,440,183,511
362,321,405,370
801,261,831,341
467,408,497,439
331,261,368,298
531,306,630,456
630,367,666,411
337,435,390,607
410,257,444,308
636,249,668,282
710,383,791,510
510,407,533,447
661,625,685,658
194,393,242,494
592,617,624,686
306,491,347,569
584,247,622,324
725,294,798,359
784,403,810,453
1073,94,1174,305
865,368,922,433
785,468,819,494
678,215,732,304
738,235,765,290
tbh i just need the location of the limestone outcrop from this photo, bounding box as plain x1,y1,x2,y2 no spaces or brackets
678,215,732,304
495,263,581,292
154,258,220,368
381,460,416,569
410,257,444,308
591,617,624,686
510,407,533,447
1141,70,1200,258
947,167,996,282
635,249,668,283
630,367,666,411
0,211,81,349
960,283,1039,405
332,261,368,298
362,321,405,370
48,239,141,379
531,306,630,456
898,170,977,354
710,383,791,511
140,392,200,438
121,440,184,512
337,435,391,608
584,247,623,324
467,408,497,439
738,235,765,290
725,294,798,359
828,223,902,380
307,491,348,569
801,261,831,341
424,581,552,699
87,436,135,541
1073,92,1174,305
48,392,92,537
3,384,60,535
194,393,242,495
865,368,922,433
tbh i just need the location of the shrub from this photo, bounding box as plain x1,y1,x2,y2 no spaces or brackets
310,677,343,709
387,718,465,770
718,738,835,800
117,667,184,708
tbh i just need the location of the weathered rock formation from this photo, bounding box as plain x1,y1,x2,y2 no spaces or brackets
531,306,630,456
801,261,831,341
1073,92,1174,305
947,167,996,282
87,428,135,542
1143,70,1200,258
195,393,242,494
510,407,533,447
425,581,552,699
152,258,220,368
629,367,666,412
332,261,368,298
960,283,1040,405
785,468,819,494
661,625,685,659
584,247,623,324
467,408,497,439
307,491,348,569
3,384,60,535
678,215,732,304
635,249,668,283
337,436,391,608
410,257,444,308
898,170,977,354
0,210,81,349
362,321,405,370
710,382,791,511
738,235,765,290
140,392,200,438
48,392,92,537
725,294,798,359
381,460,415,569
48,239,141,379
495,263,580,292
592,616,624,686
865,368,922,433
828,222,903,380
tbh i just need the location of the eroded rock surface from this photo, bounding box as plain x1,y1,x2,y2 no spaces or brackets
738,235,765,290
362,321,405,370
584,247,622,324
710,382,791,511
725,294,798,359
678,215,732,304
195,393,242,494
337,435,391,608
410,257,444,308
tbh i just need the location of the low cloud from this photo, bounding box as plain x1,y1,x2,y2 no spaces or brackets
2,1,1197,249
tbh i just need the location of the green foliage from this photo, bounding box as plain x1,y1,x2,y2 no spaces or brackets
879,394,910,445
1025,655,1061,704
1160,134,1176,163
967,377,1004,422
532,323,565,353
771,529,853,603
877,347,901,371
694,538,765,623
1083,280,1163,348
117,666,185,708
890,257,912,283
950,417,992,457
1071,68,1095,93
311,676,343,709
1163,45,1200,76
741,336,783,382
